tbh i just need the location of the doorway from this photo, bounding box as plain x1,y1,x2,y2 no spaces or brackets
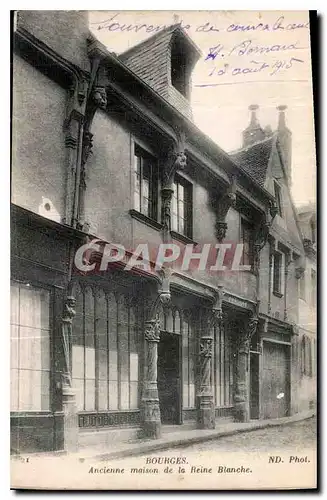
157,332,181,424
262,341,290,419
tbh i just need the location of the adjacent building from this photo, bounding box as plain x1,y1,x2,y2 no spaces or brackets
11,11,316,454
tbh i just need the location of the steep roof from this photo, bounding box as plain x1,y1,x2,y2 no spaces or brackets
230,135,275,188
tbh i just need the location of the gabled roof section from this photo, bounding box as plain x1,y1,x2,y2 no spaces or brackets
119,24,202,119
230,135,275,188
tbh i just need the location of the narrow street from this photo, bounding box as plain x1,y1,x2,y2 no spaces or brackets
11,418,317,490
154,416,317,454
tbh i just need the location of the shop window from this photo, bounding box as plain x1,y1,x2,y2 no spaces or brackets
172,175,193,238
10,282,51,411
182,311,196,409
134,145,158,220
72,286,140,412
213,316,233,407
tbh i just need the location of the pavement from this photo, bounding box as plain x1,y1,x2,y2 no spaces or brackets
15,409,315,463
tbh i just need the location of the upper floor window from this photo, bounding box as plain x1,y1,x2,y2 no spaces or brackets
134,145,158,220
171,38,189,99
241,219,254,267
274,181,283,217
172,175,192,238
273,251,285,296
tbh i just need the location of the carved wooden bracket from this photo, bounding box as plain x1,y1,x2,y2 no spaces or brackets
207,285,224,330
147,267,173,323
234,301,260,354
77,65,108,230
214,177,236,242
295,266,305,279
161,131,187,237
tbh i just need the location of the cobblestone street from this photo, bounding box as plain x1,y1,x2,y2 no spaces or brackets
161,416,317,454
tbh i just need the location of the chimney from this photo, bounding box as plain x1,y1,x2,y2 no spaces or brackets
242,105,266,147
276,105,292,185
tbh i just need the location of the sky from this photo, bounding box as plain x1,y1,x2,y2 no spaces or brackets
89,10,316,207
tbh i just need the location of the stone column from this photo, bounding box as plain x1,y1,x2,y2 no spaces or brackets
142,318,161,438
197,334,215,429
61,296,78,452
233,313,259,423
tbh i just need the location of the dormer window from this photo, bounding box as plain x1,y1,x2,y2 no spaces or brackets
274,181,283,217
171,37,190,99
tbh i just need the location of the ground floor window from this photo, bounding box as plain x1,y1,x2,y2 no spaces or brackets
182,310,196,409
301,334,313,377
213,319,233,407
72,284,141,412
10,281,51,411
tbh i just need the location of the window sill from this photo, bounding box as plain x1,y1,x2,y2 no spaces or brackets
273,290,283,298
129,209,163,231
170,230,197,246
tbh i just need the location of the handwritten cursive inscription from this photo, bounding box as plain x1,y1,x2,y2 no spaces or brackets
91,14,309,35
226,16,309,33
92,13,219,33
205,40,304,61
197,57,304,86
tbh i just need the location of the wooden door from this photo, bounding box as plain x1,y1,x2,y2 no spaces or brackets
262,342,290,419
157,332,181,424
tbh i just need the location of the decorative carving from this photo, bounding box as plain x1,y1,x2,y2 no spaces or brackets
81,130,94,168
61,296,76,387
77,79,88,105
233,309,260,422
234,308,259,353
145,318,161,343
92,86,107,110
214,178,236,242
163,150,187,188
295,266,305,279
200,336,213,357
143,400,161,422
65,133,78,149
199,336,213,392
161,187,174,232
215,221,228,242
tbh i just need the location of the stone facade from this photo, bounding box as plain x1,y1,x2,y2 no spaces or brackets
11,11,315,454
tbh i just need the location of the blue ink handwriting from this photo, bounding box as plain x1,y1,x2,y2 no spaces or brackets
91,14,309,36
205,39,304,61
207,57,304,79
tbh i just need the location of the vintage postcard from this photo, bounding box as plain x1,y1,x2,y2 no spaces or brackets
11,10,317,490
